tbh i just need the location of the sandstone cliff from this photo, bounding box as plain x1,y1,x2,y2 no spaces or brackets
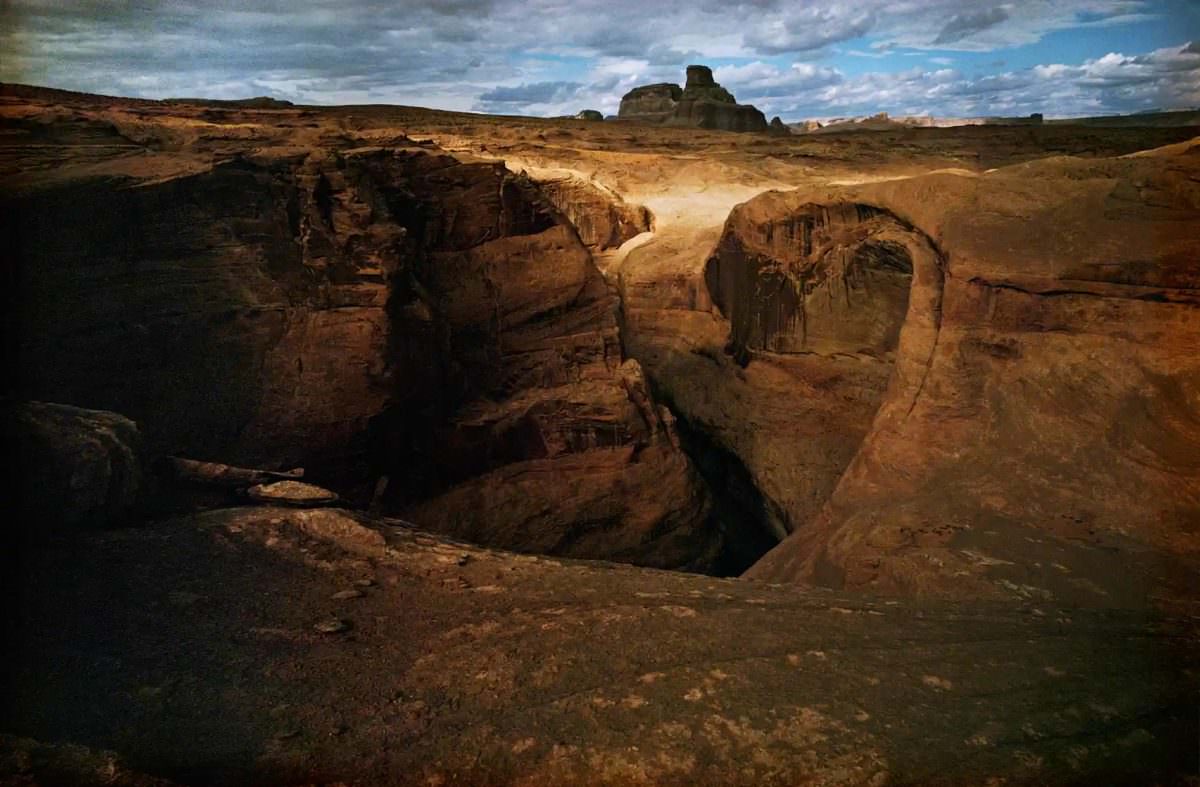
2,100,719,569
731,148,1200,601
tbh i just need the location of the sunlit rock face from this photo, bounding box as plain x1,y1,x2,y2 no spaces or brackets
6,125,719,569
744,152,1200,603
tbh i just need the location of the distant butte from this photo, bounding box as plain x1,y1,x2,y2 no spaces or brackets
619,65,768,132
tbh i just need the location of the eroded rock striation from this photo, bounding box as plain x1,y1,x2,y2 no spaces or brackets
737,148,1200,602
3,100,718,570
531,172,653,250
706,202,922,361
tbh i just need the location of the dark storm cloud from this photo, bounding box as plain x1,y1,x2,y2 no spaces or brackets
934,7,1011,45
3,1,510,95
0,0,1195,118
744,7,876,55
477,80,583,103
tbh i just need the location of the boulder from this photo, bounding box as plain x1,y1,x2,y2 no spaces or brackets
246,480,339,507
573,109,603,121
7,401,143,531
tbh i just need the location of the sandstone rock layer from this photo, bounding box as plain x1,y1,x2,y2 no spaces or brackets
3,100,719,570
742,148,1200,602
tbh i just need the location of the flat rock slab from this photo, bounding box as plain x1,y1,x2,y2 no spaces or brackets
245,480,339,506
6,507,1198,785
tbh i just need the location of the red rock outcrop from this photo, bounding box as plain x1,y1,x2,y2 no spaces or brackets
3,102,718,569
741,147,1200,602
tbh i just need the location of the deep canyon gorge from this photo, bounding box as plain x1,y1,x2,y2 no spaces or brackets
4,83,1200,785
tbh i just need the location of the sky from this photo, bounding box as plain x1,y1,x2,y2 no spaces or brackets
2,0,1199,120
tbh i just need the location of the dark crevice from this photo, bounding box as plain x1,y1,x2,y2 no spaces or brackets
636,364,783,576
673,408,783,577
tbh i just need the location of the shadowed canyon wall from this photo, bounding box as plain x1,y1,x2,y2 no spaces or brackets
705,202,922,362
6,136,718,569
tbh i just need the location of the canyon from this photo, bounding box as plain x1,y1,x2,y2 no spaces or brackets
4,83,1200,785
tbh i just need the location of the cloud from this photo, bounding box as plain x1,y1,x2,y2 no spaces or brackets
0,0,1194,119
790,41,1200,119
714,61,844,101
474,80,586,112
744,7,876,54
934,7,1011,44
478,81,583,104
